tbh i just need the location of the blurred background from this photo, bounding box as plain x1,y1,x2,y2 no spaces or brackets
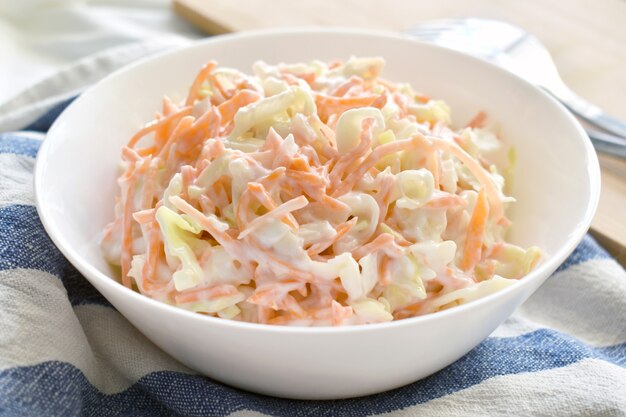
1,0,625,114
1,0,625,261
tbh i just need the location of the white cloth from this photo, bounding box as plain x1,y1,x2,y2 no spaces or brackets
0,0,201,131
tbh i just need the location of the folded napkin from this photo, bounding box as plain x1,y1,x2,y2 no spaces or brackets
1,47,625,417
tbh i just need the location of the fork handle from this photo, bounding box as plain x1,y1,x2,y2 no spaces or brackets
556,89,626,139
586,128,626,160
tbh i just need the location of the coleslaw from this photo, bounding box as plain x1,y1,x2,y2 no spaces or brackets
101,57,541,326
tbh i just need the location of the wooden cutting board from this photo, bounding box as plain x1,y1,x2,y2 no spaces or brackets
173,0,626,264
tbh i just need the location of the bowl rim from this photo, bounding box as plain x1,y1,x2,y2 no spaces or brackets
34,26,601,335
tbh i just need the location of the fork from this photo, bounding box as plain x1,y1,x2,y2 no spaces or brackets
407,18,626,159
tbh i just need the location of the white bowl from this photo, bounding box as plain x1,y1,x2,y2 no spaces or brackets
34,28,600,399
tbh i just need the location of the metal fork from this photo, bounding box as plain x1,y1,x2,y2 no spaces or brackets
408,18,626,159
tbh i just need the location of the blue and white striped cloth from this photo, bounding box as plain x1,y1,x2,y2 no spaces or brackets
1,61,625,417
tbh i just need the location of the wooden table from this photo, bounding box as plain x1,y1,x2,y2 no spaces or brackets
173,0,626,264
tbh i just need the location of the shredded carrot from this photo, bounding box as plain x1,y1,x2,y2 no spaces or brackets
176,284,239,305
330,118,374,183
119,168,136,288
307,217,357,256
217,89,262,126
280,71,316,87
314,93,378,121
185,60,217,106
467,111,487,128
245,182,299,229
426,135,504,221
461,188,490,271
157,116,195,160
330,76,364,97
238,196,308,239
424,193,467,209
332,135,423,196
352,233,399,260
378,255,392,286
331,300,353,326
209,73,233,101
127,107,193,149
